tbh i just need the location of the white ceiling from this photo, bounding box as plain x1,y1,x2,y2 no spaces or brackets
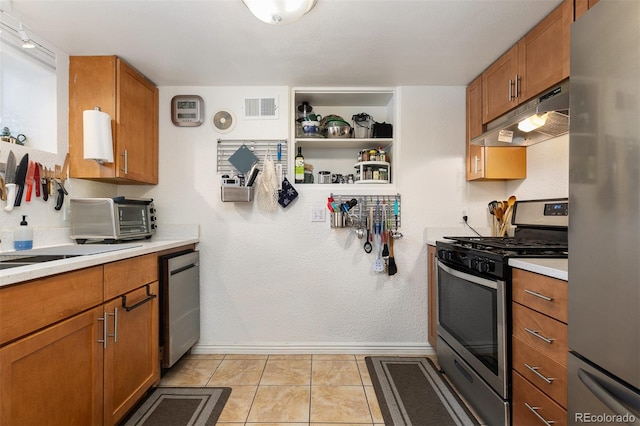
6,0,563,87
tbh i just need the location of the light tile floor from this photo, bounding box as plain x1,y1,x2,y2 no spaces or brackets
159,354,387,425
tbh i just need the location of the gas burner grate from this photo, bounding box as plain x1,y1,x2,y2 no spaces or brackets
444,236,568,253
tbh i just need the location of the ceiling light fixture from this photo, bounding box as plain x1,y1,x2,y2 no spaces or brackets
17,23,35,49
518,112,549,132
242,0,317,25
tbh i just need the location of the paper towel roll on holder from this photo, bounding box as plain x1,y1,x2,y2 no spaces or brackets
83,106,114,164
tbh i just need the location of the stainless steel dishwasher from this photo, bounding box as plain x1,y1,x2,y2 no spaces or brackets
159,250,200,369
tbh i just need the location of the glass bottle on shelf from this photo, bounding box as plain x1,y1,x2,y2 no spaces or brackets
295,147,305,183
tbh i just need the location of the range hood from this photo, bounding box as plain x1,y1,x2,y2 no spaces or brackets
472,79,569,147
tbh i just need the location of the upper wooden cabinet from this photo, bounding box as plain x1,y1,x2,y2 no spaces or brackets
482,0,572,123
69,56,159,184
466,75,526,181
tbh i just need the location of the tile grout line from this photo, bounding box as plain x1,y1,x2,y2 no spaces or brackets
357,355,376,424
243,354,270,423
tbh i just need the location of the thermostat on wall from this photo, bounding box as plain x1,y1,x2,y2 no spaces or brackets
171,95,204,127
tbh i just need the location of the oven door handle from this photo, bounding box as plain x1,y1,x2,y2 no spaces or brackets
437,260,500,290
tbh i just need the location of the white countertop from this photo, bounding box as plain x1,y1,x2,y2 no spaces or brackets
0,238,199,287
509,258,568,281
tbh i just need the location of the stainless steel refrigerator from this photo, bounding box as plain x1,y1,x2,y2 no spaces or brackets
568,1,640,425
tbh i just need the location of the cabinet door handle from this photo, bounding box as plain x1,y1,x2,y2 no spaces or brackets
508,79,513,101
474,155,481,173
524,327,555,344
524,363,555,384
524,402,556,426
98,315,108,349
514,74,520,99
121,284,157,312
122,150,128,175
525,289,554,301
108,308,118,343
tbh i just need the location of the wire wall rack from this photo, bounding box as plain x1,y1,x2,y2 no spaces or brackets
217,139,288,176
329,193,401,230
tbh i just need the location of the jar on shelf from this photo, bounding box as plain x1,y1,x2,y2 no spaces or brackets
379,168,388,181
365,167,373,180
378,148,386,162
361,149,370,162
369,149,377,161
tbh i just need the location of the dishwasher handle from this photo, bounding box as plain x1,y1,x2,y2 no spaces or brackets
170,262,198,276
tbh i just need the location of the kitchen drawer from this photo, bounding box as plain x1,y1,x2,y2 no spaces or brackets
0,266,104,346
513,268,567,323
104,254,158,300
513,302,568,366
513,371,567,426
513,335,568,408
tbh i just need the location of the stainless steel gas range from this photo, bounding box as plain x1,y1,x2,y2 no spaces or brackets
435,198,569,426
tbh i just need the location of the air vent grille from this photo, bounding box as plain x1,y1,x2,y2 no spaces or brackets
244,97,278,119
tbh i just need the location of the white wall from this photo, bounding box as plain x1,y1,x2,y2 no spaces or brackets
507,134,569,199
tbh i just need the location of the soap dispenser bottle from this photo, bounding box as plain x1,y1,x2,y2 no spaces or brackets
14,215,33,251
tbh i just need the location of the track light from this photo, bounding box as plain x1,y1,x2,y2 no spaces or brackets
18,23,36,49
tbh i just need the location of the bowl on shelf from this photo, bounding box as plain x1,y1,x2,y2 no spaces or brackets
301,120,320,136
324,124,353,138
323,119,353,138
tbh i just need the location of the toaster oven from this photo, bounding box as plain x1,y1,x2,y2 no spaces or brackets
70,197,156,244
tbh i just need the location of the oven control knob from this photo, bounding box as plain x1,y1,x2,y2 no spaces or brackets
479,262,490,273
439,249,454,262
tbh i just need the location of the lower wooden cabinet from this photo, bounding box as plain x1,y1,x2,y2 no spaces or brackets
104,282,160,425
0,307,104,426
513,371,567,426
0,258,161,426
511,268,568,425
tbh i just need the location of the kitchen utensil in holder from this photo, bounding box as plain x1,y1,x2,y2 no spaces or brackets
329,193,402,232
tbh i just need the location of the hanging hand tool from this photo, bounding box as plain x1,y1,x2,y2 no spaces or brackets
54,153,70,211
25,161,35,202
34,163,41,198
38,163,48,201
13,153,29,207
3,151,16,211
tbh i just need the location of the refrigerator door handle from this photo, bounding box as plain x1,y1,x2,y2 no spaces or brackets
578,368,640,419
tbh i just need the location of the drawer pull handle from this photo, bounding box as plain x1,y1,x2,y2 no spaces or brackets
524,402,556,426
121,284,157,312
524,327,555,344
524,363,555,384
525,289,554,302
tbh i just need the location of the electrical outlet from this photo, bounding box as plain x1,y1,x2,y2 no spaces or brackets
312,207,326,222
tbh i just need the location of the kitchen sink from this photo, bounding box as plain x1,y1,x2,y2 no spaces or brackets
0,244,143,271
0,255,81,270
